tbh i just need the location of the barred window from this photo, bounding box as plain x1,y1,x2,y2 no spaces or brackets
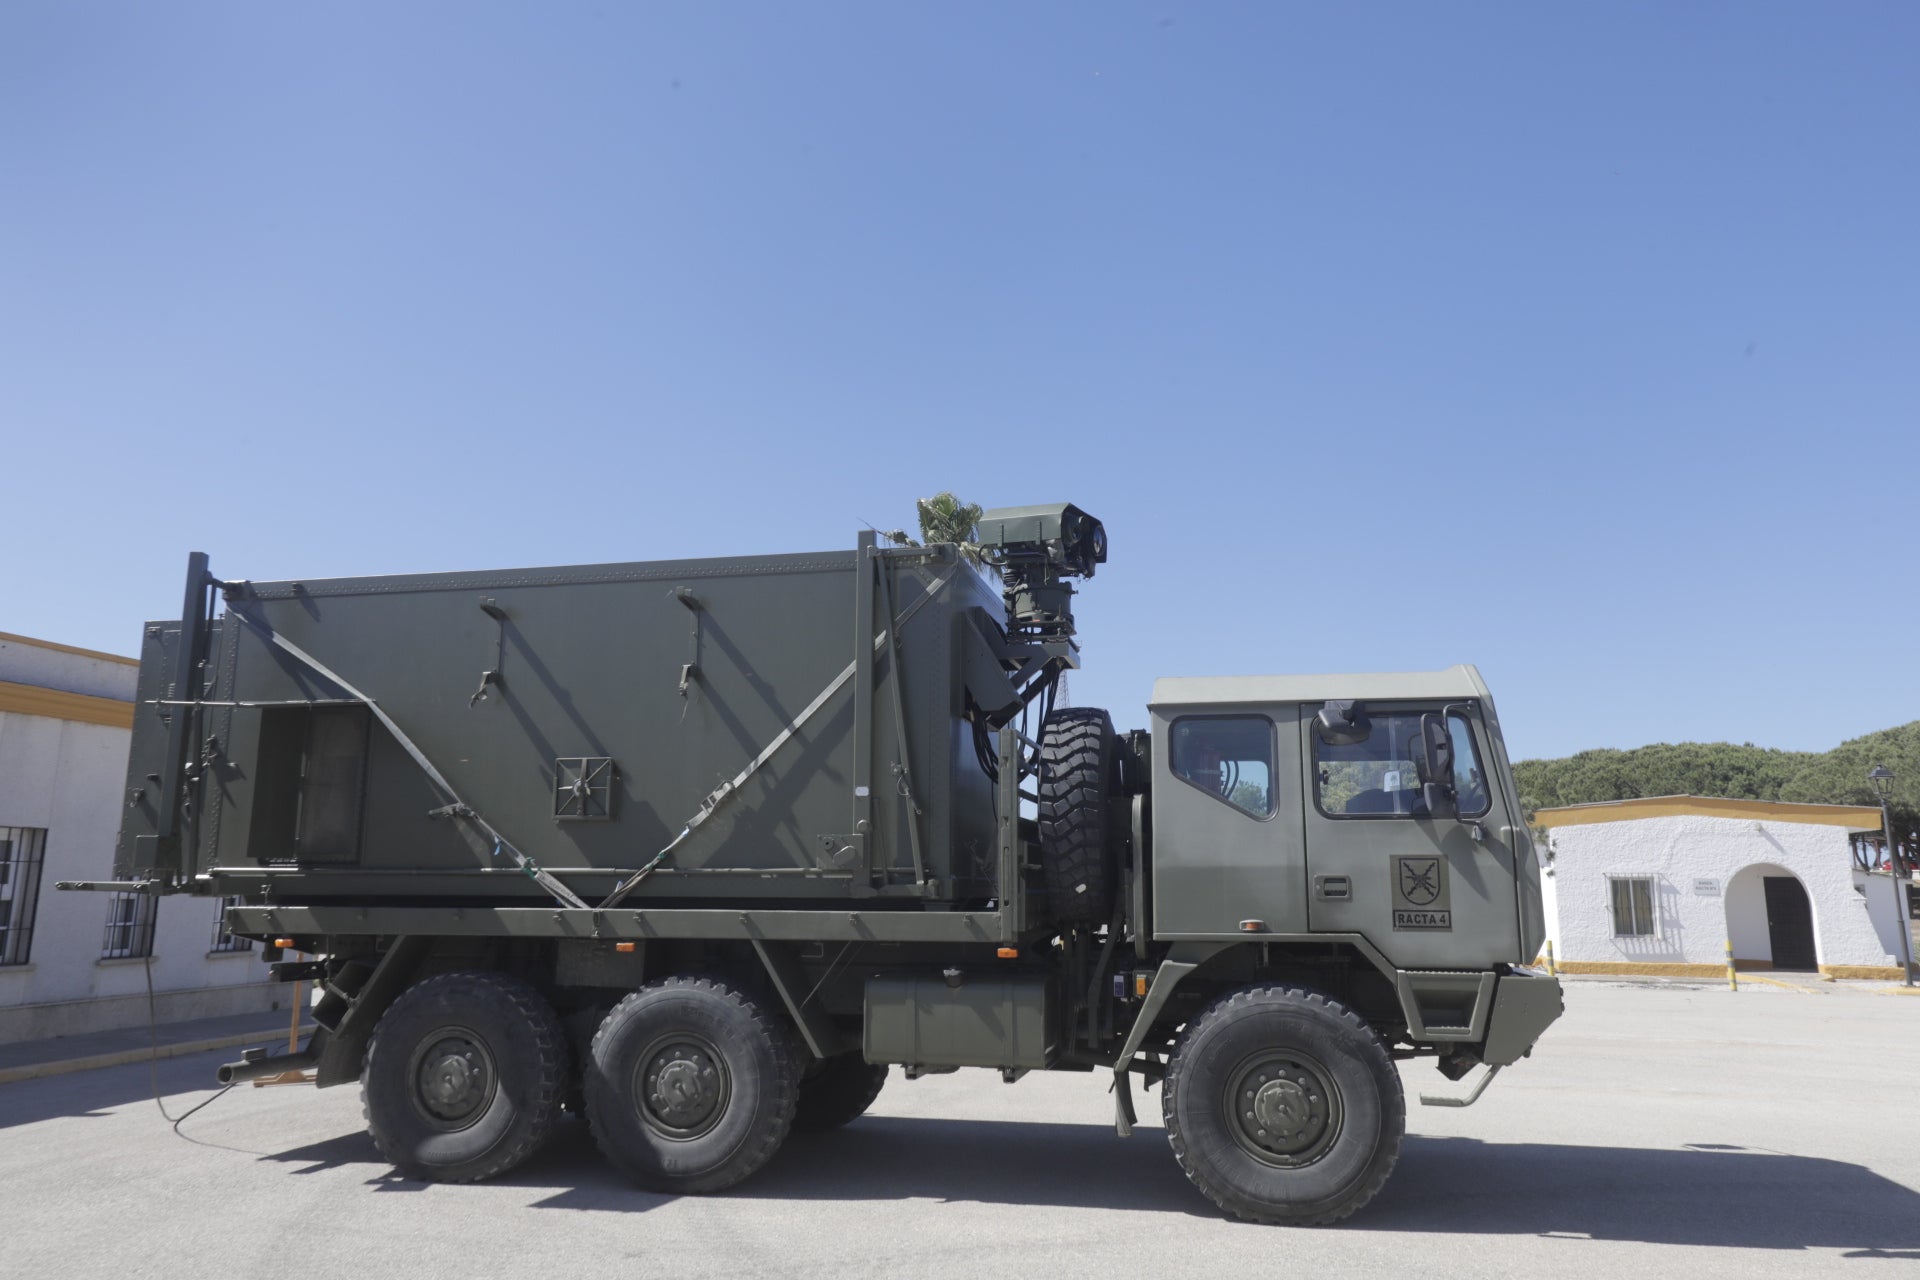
102,891,158,960
210,895,252,953
1610,876,1657,937
0,826,48,967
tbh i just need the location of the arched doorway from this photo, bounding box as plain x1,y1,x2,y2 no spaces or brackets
1725,863,1820,972
1761,876,1817,971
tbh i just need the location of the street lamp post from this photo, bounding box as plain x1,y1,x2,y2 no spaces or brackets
1868,765,1913,988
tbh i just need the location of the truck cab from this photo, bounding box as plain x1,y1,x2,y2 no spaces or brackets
1133,666,1557,1072
1150,666,1545,968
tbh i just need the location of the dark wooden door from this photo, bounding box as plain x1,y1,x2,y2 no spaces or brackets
1763,876,1817,971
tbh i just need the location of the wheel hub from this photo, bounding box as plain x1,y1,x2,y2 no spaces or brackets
1226,1052,1341,1166
1252,1078,1312,1136
638,1038,729,1138
413,1032,495,1126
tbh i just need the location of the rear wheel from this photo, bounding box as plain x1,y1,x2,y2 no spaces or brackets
1163,986,1404,1225
794,1053,888,1132
362,971,568,1183
1036,706,1119,924
585,976,799,1193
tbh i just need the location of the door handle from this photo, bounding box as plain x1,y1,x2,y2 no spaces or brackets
1313,874,1352,901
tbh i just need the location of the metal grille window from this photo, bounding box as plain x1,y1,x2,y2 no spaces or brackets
0,826,48,967
101,891,158,960
209,895,252,953
1610,876,1657,937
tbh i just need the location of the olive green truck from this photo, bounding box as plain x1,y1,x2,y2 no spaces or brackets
70,503,1560,1225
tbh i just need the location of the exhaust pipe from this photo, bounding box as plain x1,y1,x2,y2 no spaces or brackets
216,1043,319,1086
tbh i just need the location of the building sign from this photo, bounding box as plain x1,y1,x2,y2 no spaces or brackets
1693,878,1721,895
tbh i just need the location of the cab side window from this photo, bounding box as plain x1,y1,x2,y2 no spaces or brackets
1313,712,1490,819
1170,716,1274,817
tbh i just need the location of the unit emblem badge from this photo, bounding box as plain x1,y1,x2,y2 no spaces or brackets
1392,855,1452,930
1399,858,1441,906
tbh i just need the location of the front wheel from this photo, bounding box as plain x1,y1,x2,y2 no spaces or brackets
1162,986,1404,1226
585,976,800,1193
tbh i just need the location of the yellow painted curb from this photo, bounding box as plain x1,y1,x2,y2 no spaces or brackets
1821,964,1911,981
1735,974,1815,994
1550,961,1726,978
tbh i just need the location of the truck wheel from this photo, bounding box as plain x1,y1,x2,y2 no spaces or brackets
1037,706,1119,924
793,1054,888,1132
585,976,800,1193
1162,986,1405,1226
362,971,568,1183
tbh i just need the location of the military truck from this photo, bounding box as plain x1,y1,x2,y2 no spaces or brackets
68,504,1560,1225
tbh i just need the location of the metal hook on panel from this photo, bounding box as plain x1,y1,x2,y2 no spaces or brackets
468,670,500,707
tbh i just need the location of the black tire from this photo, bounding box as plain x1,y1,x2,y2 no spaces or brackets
1036,706,1119,924
793,1054,888,1132
362,971,568,1183
584,976,800,1193
1163,985,1405,1226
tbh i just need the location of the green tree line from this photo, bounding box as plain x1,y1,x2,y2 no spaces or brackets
1515,721,1920,846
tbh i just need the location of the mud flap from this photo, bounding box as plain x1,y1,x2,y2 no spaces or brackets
1112,1067,1138,1137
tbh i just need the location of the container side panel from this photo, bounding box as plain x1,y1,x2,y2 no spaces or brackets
203,549,998,907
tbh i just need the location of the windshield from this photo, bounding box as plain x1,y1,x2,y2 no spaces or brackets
1314,713,1490,818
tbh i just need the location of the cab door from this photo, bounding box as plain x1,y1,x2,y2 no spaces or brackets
1299,705,1521,968
1151,706,1308,937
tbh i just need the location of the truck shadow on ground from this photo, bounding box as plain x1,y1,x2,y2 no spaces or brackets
260,1115,1920,1253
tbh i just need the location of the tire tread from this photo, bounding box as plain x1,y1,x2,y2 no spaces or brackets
585,974,800,1193
1162,984,1405,1226
362,970,568,1184
1036,707,1118,924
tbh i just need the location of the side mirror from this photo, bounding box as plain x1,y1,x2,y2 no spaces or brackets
1418,713,1458,820
1315,700,1371,746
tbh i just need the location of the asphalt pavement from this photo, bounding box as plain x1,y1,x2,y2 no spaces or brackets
3,978,1917,1279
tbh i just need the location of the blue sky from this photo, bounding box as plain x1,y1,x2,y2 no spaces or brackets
2,3,1915,761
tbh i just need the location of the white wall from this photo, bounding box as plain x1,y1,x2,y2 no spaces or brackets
1856,869,1918,967
1544,812,1892,970
0,635,135,701
0,642,276,1042
1723,862,1786,963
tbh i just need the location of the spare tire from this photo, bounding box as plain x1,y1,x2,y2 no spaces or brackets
1036,707,1119,925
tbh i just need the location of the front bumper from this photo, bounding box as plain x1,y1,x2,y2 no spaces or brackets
1479,969,1564,1066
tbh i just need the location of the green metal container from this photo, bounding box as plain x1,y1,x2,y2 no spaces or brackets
862,972,1057,1070
116,538,1028,910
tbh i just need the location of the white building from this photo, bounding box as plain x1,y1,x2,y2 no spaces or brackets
1535,796,1912,980
0,631,278,1042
